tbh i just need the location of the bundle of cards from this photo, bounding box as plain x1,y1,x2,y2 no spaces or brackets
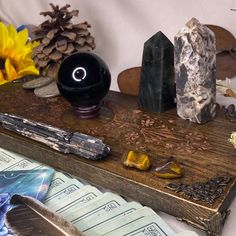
0,147,198,236
45,178,198,236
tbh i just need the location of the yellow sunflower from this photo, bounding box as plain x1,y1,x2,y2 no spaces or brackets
0,22,39,85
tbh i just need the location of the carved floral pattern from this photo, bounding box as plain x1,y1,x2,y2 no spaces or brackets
85,102,210,154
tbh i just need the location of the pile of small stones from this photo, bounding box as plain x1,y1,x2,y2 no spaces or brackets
22,76,60,98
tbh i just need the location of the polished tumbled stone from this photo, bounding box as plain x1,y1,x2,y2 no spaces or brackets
122,150,150,171
34,81,60,98
22,76,53,89
155,157,182,179
175,18,216,124
139,31,175,113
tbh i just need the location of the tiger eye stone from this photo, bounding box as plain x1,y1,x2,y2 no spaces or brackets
155,157,183,179
122,150,150,171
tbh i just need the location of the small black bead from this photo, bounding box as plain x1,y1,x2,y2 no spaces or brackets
221,105,227,113
227,104,235,114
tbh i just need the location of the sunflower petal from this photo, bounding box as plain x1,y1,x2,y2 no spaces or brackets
5,58,19,81
4,37,15,57
31,41,40,48
15,28,28,48
0,22,9,54
18,66,39,76
0,70,7,85
13,47,32,63
7,24,17,38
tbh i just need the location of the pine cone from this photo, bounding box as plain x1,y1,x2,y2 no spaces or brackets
33,3,96,78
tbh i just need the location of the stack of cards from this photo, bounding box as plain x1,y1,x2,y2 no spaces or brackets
0,148,43,171
0,147,198,236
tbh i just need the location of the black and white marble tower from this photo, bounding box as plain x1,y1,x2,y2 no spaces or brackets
174,18,216,124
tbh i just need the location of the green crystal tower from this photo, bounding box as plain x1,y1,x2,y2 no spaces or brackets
139,31,175,113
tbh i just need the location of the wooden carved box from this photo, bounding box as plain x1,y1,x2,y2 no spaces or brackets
0,82,235,236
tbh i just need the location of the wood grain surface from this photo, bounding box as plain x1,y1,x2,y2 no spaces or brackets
0,82,235,235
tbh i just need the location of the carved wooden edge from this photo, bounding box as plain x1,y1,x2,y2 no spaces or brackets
0,129,235,236
178,209,231,236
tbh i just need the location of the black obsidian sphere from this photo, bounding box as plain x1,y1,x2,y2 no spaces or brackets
57,52,111,118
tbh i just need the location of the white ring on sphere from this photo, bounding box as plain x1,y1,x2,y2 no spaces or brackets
72,67,86,82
